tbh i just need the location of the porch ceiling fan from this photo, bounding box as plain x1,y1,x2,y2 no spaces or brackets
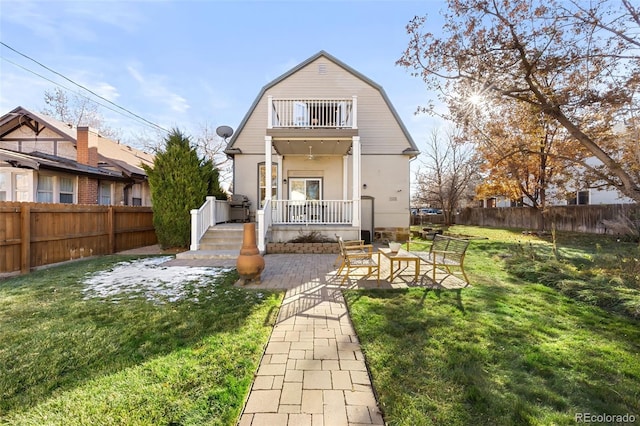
305,145,316,161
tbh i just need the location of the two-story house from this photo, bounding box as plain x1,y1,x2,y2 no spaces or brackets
0,107,153,206
224,51,419,250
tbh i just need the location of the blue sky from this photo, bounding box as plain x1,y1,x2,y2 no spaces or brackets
0,0,447,150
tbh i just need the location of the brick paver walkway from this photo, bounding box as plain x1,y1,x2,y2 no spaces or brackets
236,254,384,426
133,249,426,425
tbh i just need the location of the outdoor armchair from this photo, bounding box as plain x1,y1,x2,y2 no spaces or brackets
412,234,470,288
335,235,380,285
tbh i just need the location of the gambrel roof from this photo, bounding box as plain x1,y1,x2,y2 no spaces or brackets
225,50,419,154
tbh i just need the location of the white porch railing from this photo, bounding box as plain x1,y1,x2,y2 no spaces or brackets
190,196,230,251
270,200,354,225
257,199,272,253
268,96,357,129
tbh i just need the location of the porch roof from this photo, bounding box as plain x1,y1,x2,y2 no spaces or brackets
272,139,351,156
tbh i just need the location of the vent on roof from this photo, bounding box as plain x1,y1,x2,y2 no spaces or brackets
318,63,327,75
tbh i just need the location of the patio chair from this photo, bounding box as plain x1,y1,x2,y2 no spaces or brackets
335,235,380,285
412,234,470,288
334,234,366,268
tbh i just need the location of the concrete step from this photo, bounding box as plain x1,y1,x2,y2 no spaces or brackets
199,241,243,251
202,229,245,239
175,250,239,260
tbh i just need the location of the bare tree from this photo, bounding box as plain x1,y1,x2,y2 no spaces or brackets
413,128,481,225
42,88,120,140
398,0,640,202
192,122,232,186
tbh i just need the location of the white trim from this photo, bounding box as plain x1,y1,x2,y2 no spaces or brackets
265,136,272,202
352,136,360,227
342,155,348,200
352,95,358,129
276,155,282,200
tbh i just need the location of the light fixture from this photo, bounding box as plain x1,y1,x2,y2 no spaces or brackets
363,184,367,189
283,178,288,185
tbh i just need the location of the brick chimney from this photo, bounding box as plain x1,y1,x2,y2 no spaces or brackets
77,127,99,204
76,126,99,167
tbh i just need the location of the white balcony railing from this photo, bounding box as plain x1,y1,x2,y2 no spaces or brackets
268,96,357,129
270,200,354,225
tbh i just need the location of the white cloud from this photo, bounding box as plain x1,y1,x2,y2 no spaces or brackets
0,66,51,112
66,1,144,33
127,64,190,114
2,0,143,44
93,82,120,102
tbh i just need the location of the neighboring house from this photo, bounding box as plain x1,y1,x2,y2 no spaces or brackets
480,189,635,208
224,51,419,247
0,107,153,206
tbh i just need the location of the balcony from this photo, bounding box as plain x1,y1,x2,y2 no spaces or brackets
268,96,357,130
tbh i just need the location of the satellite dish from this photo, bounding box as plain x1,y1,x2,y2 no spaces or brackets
216,125,234,139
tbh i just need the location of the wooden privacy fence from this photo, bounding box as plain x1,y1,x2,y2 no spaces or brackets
457,204,640,234
1,202,157,276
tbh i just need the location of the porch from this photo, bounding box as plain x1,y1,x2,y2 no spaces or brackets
188,197,361,254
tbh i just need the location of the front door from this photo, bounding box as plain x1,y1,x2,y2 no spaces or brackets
361,196,374,244
289,178,322,222
289,178,321,201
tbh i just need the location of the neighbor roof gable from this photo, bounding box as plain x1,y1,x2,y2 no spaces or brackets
226,51,418,152
0,106,154,177
0,106,77,140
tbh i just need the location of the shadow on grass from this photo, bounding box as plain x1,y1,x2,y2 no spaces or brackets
0,255,281,416
344,259,640,425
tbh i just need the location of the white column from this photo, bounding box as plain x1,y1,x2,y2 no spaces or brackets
351,136,360,227
342,155,349,200
276,155,282,200
265,136,272,203
351,95,358,129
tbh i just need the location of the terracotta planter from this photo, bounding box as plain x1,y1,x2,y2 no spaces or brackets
236,223,265,285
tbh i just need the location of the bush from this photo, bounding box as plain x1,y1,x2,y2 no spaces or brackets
143,129,222,248
287,230,334,243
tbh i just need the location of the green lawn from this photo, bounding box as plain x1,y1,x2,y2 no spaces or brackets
0,256,282,425
345,226,640,425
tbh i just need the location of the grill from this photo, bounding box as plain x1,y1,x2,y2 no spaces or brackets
229,194,251,222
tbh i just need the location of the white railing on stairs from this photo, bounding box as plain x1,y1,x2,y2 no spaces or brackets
257,199,272,253
190,196,230,251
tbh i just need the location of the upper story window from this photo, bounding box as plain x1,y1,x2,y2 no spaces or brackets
567,190,590,205
36,175,54,203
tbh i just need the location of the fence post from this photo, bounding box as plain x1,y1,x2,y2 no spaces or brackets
20,204,30,274
209,196,216,225
257,209,265,253
108,206,115,254
190,209,199,251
